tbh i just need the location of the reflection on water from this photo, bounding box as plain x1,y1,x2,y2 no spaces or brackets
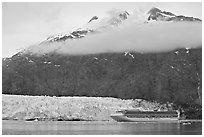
2,120,202,135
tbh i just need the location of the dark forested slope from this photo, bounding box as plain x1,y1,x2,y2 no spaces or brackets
2,48,201,107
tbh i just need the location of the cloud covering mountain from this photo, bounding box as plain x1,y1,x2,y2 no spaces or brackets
26,8,201,55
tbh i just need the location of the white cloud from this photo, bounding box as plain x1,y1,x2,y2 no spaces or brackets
27,21,202,55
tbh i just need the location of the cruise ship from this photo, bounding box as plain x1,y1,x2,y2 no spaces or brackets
110,109,180,122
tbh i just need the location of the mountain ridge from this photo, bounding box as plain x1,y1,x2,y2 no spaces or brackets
148,7,202,22
32,7,202,45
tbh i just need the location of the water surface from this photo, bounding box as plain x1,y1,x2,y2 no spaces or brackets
2,120,202,135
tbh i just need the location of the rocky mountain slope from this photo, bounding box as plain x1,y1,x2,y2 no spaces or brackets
147,7,201,22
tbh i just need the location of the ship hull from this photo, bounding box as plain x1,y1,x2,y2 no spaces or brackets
110,114,179,122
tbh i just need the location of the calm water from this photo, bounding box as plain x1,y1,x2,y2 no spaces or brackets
2,120,202,135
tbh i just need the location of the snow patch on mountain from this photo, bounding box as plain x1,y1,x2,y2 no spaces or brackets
185,48,190,54
174,51,179,55
124,52,134,59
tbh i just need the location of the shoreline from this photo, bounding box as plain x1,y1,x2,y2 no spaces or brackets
2,119,202,123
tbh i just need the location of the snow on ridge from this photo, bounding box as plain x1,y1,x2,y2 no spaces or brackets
174,51,179,55
160,12,176,18
45,28,91,42
124,52,134,59
129,53,134,59
124,52,129,56
43,61,51,64
185,48,190,54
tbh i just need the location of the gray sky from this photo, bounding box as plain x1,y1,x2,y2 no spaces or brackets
2,2,202,57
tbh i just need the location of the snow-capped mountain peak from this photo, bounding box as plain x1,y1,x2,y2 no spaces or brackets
147,7,201,22
43,28,94,43
41,7,201,44
43,10,130,43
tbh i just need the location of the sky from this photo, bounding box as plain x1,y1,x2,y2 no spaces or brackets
2,2,202,57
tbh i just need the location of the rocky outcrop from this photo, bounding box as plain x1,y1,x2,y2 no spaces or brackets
148,7,201,22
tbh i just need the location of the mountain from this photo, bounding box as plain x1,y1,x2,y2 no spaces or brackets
38,8,201,44
45,28,94,43
2,48,202,115
147,7,202,22
43,10,130,43
2,7,202,118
